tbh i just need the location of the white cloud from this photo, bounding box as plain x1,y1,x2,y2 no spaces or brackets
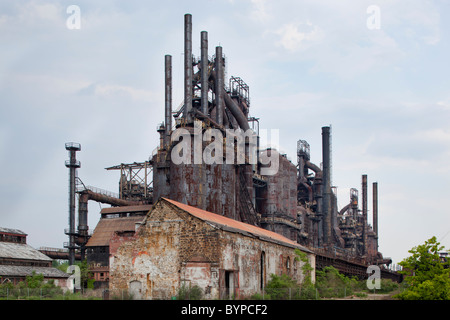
249,0,270,23
79,83,157,103
274,21,323,52
0,1,64,28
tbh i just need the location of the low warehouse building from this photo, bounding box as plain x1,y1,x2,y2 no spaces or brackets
0,227,69,288
110,198,315,299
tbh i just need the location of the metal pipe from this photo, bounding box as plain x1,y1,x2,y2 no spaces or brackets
305,160,322,175
78,193,88,235
83,189,143,207
77,192,89,260
184,13,193,122
215,46,224,125
201,31,209,115
165,54,172,145
210,70,250,131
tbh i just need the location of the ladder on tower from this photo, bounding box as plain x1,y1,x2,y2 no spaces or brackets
238,165,259,226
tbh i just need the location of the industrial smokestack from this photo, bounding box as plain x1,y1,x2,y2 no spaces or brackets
362,174,368,254
65,142,81,265
165,54,172,146
201,31,209,115
373,182,378,238
321,126,331,245
184,13,193,123
215,46,224,125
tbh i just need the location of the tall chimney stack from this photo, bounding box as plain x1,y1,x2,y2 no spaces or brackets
165,54,172,146
373,181,378,241
215,46,224,125
65,142,81,265
201,31,209,115
362,174,368,254
321,126,331,245
184,13,193,123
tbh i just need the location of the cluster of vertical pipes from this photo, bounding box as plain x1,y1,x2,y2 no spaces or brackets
297,127,382,263
153,13,256,223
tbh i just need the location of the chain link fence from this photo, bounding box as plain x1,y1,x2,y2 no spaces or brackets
0,286,395,300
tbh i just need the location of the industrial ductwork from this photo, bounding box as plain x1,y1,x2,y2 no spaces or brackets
209,70,250,131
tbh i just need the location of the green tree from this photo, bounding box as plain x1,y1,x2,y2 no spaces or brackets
395,236,450,300
78,258,95,289
25,271,44,289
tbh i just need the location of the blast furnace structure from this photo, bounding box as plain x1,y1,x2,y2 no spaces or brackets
64,14,399,289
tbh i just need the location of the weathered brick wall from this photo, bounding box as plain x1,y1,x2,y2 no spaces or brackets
110,200,315,300
219,231,314,298
110,201,183,299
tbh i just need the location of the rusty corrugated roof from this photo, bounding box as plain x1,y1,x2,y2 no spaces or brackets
86,216,144,247
162,198,312,253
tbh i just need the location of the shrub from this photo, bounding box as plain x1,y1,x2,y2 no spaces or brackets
265,274,299,300
315,266,359,298
177,284,204,300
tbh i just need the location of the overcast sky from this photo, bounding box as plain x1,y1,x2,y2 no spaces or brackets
1,0,449,265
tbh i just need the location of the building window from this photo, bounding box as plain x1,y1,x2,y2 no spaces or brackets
286,257,291,273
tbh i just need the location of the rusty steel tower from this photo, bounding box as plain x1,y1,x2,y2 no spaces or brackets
64,142,81,265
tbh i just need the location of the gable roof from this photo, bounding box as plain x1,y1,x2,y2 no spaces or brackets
0,242,51,261
0,227,27,236
0,265,69,278
161,198,312,253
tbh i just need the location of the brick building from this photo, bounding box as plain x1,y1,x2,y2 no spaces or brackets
110,198,315,300
85,205,151,288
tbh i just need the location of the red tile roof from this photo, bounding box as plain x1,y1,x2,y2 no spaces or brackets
162,198,311,253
